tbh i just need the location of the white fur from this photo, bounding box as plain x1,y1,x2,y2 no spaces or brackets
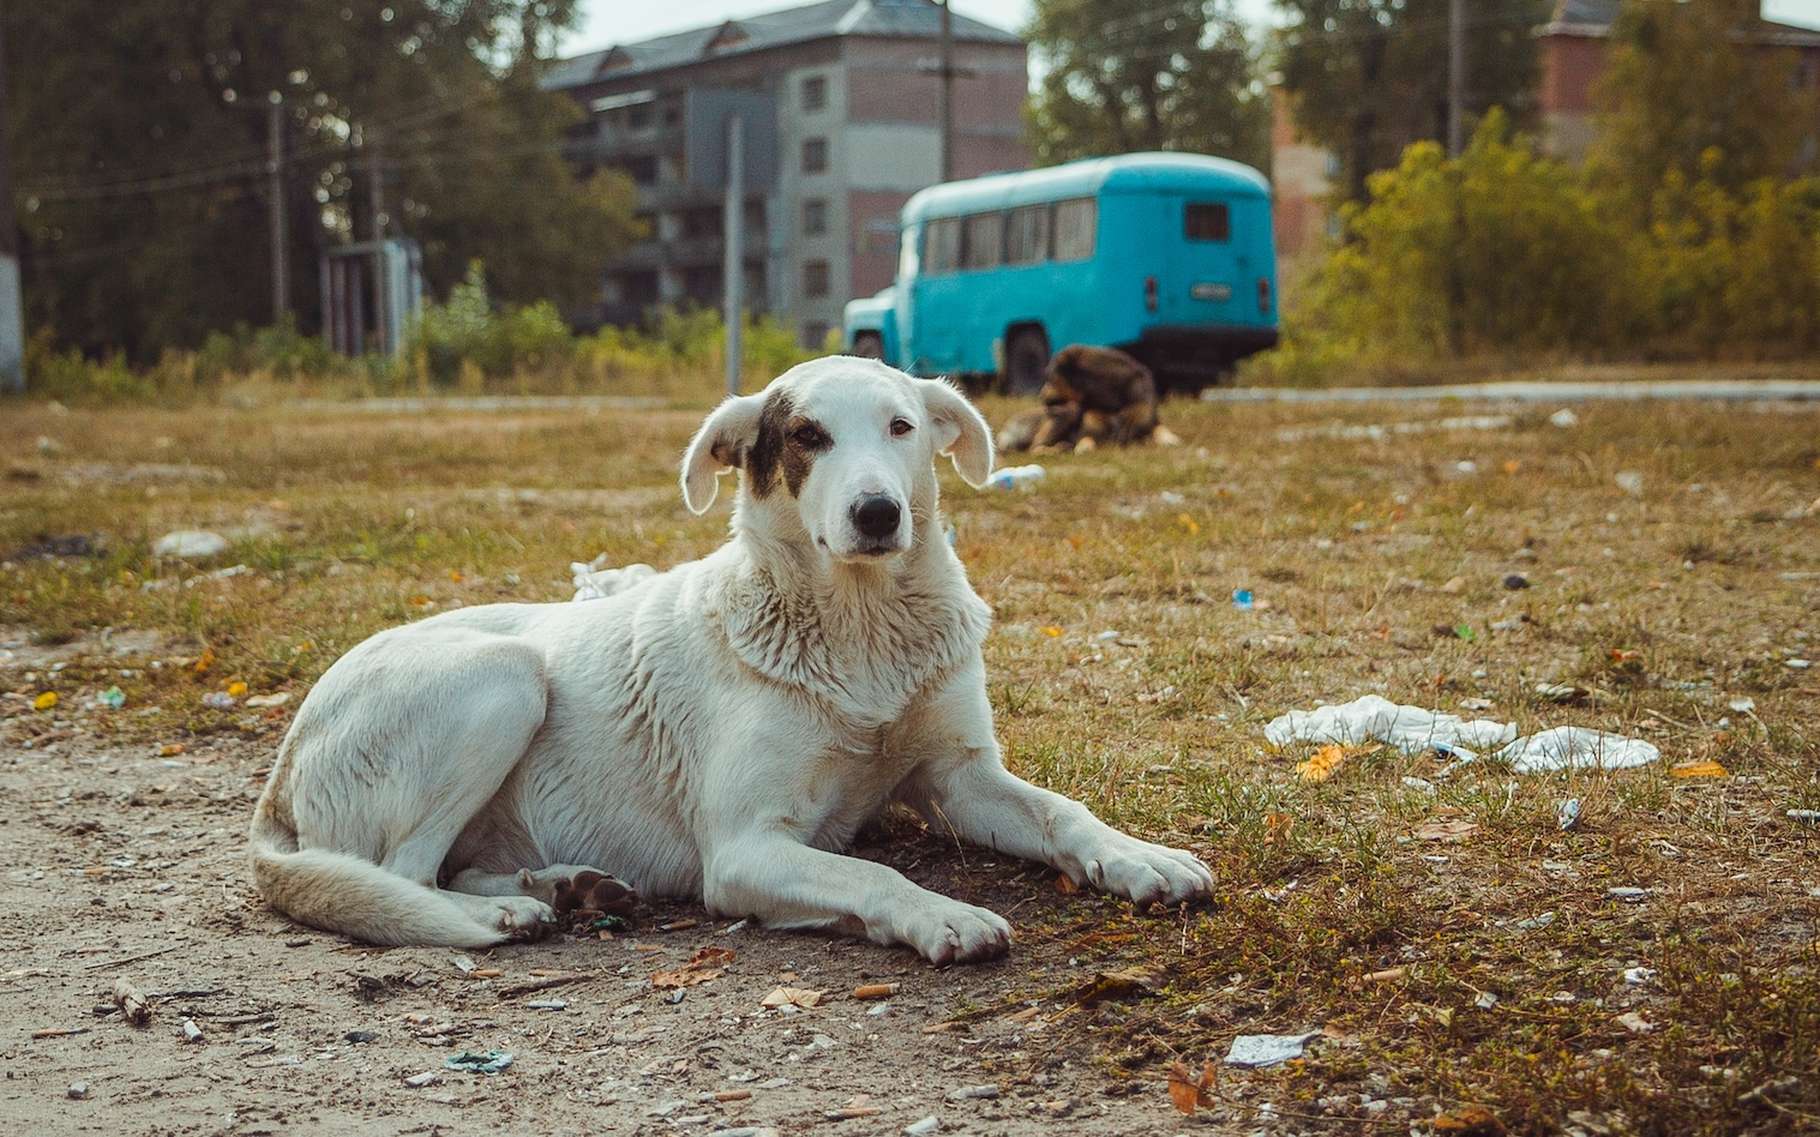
247,356,1213,962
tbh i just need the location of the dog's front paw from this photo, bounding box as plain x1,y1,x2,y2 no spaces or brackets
897,900,1011,966
1082,840,1214,907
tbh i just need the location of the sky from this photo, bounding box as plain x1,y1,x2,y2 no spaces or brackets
564,0,1820,56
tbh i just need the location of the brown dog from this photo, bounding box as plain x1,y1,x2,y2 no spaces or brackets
998,345,1171,453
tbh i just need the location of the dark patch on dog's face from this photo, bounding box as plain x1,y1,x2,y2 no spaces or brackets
744,390,791,498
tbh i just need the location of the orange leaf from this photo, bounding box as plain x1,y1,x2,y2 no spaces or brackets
1297,744,1349,783
1054,873,1079,894
1264,811,1295,845
652,967,722,989
1039,625,1063,638
1433,1104,1506,1135
1166,1059,1215,1115
192,647,215,674
1176,513,1201,536
1670,759,1728,779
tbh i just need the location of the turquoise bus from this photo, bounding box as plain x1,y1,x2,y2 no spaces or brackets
843,152,1278,394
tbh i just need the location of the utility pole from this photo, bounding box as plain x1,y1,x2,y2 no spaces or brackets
266,95,290,322
1447,0,1466,156
0,17,24,393
366,126,389,354
938,0,953,182
721,113,744,397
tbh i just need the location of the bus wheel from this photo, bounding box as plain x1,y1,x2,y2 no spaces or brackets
851,332,884,360
1002,327,1050,396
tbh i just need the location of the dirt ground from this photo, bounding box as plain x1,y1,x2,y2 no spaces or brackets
1,390,1817,1136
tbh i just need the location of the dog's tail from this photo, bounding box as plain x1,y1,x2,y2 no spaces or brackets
247,796,505,949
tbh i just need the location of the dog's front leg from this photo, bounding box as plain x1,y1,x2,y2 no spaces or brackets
899,665,1214,907
702,834,1010,965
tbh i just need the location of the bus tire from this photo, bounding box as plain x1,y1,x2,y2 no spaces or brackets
1002,326,1050,396
851,332,884,360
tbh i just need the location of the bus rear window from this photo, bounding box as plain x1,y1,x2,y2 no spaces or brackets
1185,202,1230,242
962,213,1004,270
1053,198,1097,262
925,218,963,275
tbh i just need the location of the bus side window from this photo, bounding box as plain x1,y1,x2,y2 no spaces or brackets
1185,202,1230,242
962,213,1004,271
925,218,963,276
1053,198,1097,262
1005,205,1050,265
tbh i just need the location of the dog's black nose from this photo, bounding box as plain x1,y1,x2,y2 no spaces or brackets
852,495,902,540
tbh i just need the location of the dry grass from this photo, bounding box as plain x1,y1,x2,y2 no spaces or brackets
3,390,1818,1134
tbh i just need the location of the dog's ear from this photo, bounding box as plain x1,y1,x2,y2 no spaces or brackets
680,393,764,514
920,378,994,488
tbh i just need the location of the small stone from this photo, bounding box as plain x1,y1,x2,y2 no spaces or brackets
344,1030,378,1044
403,1071,439,1088
1607,887,1647,902
946,1084,1000,1101
1440,576,1466,594
1474,991,1498,1010
905,1118,941,1136
1622,967,1656,986
67,1081,88,1100
1549,408,1579,428
1516,912,1556,930
1502,573,1530,590
1616,1011,1654,1034
153,530,229,559
1615,471,1644,496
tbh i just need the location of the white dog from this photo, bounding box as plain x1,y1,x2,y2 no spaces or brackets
248,357,1212,963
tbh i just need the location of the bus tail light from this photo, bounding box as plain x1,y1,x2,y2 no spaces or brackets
1144,275,1158,313
1258,278,1272,314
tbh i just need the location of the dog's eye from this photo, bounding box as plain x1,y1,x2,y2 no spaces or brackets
889,417,914,437
792,425,823,447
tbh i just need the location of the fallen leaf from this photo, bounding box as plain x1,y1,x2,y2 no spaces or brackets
1264,811,1295,845
1670,759,1728,779
1414,819,1479,842
652,967,723,989
226,680,248,698
33,691,58,711
158,743,186,757
1053,873,1079,894
1167,1059,1215,1115
1609,648,1640,663
1071,968,1157,1007
1434,1104,1505,1135
1039,625,1063,638
760,986,824,1009
192,647,214,674
688,946,735,968
1502,459,1521,475
1297,744,1349,783
1176,513,1200,536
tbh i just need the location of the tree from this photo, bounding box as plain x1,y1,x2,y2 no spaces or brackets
3,0,639,359
1273,0,1547,201
1590,0,1818,216
1025,0,1269,169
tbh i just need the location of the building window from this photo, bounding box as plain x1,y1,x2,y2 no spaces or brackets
803,198,828,237
802,75,827,112
924,218,963,274
1052,198,1098,262
1185,202,1230,242
803,259,831,298
802,321,830,349
802,137,828,174
1005,205,1051,265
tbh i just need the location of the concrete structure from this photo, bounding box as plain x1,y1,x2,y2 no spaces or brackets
544,0,1029,347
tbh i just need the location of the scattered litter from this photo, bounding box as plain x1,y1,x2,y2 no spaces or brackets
443,1050,513,1074
1516,912,1556,930
1784,809,1820,824
30,1027,91,1040
1265,695,1515,761
1224,1031,1320,1068
571,557,657,603
1499,728,1659,773
1614,471,1644,496
1623,967,1656,986
179,1018,204,1043
525,999,568,1011
1459,697,1495,712
760,987,824,1009
1276,414,1513,443
1231,588,1255,611
1534,682,1589,704
1402,776,1436,794
984,464,1045,491
225,681,248,698
1607,887,1647,902
653,947,734,989
1558,798,1582,831
33,691,58,711
1503,574,1530,590
1474,991,1499,1010
112,979,151,1026
66,1081,88,1100
1616,1011,1654,1034
1167,1060,1216,1115
1788,659,1812,670
905,1116,941,1136
201,692,237,710
946,1084,1000,1101
1671,760,1728,779
245,692,292,709
852,982,899,1000
153,530,228,559
403,1071,440,1088
98,686,126,710
1728,697,1756,714
1549,407,1580,428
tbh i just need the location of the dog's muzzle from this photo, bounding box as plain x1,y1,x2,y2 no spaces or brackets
851,495,902,542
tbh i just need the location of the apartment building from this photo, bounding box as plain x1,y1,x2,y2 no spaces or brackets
542,0,1030,346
